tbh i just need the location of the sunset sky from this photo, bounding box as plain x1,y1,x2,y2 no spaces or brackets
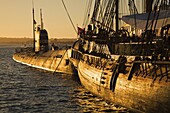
0,0,86,39
0,0,146,39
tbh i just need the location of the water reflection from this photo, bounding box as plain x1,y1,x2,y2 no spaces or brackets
72,87,129,113
0,47,129,113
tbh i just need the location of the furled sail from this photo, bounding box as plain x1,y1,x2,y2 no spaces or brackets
122,10,170,29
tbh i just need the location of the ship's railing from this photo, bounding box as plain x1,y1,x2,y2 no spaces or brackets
127,55,170,82
71,48,82,60
82,53,109,69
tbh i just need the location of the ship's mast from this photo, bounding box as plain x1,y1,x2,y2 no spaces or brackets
32,0,36,51
115,0,119,35
40,9,44,30
115,0,119,41
91,0,101,24
146,0,154,13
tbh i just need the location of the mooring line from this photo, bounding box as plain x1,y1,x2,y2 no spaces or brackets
53,48,68,75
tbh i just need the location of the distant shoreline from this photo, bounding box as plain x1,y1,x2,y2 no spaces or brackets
0,37,77,46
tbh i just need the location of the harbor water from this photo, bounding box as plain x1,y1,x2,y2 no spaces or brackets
0,45,129,113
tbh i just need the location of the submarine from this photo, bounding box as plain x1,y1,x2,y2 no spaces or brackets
13,9,74,75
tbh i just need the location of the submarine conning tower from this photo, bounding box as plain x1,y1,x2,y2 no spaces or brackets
33,9,49,53
35,26,49,52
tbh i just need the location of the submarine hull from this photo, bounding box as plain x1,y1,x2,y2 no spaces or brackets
13,49,74,75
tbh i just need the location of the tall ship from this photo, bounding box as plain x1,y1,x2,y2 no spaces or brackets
13,7,74,75
70,0,170,112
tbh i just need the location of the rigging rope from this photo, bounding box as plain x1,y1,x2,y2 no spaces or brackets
61,0,77,34
161,9,170,27
98,0,108,23
161,0,170,27
83,0,89,26
150,0,160,30
153,0,162,33
83,0,93,28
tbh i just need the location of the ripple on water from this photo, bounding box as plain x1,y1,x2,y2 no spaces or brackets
0,47,129,113
71,87,130,113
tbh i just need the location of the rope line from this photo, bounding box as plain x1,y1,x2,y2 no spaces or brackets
61,0,77,34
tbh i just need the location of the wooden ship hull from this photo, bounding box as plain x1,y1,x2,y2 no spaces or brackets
77,53,170,113
13,49,74,74
69,48,82,69
70,0,170,112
